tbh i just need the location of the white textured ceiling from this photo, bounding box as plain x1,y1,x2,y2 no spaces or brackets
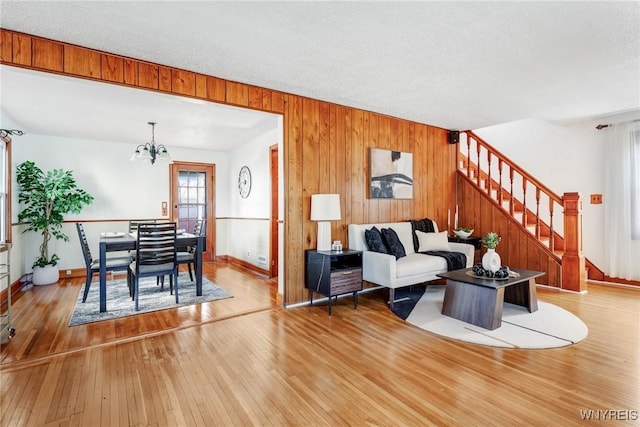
0,1,639,148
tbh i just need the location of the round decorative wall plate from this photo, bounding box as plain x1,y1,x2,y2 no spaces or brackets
238,165,252,198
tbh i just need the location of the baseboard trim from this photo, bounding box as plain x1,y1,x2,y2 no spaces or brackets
284,284,385,309
601,276,640,287
217,255,271,278
587,279,640,290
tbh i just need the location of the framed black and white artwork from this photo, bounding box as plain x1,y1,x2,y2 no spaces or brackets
369,148,413,199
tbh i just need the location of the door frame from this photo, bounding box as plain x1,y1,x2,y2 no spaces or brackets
169,161,216,261
270,144,279,278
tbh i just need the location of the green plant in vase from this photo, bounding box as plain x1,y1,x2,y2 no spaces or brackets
480,231,501,249
481,231,501,273
454,226,474,239
17,160,94,285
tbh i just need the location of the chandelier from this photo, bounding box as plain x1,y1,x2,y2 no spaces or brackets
130,122,171,165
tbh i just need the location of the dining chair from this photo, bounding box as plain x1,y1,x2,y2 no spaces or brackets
129,219,174,289
128,222,178,311
176,219,206,281
128,219,157,234
127,219,157,258
76,223,133,303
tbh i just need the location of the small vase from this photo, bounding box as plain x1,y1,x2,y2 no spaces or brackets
482,248,501,273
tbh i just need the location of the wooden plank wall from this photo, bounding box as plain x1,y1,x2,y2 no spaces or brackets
0,29,457,304
457,173,561,287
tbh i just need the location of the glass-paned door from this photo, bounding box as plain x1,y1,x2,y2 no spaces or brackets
178,170,206,233
170,162,215,261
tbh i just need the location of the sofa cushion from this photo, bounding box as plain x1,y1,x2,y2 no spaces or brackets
416,230,451,252
381,228,406,259
364,226,388,254
396,253,447,278
410,218,435,252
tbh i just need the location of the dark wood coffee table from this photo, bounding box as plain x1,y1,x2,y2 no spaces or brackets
437,267,545,330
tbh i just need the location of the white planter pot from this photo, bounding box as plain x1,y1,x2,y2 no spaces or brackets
482,248,501,273
32,265,59,286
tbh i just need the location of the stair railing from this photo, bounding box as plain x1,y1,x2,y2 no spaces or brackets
459,130,586,291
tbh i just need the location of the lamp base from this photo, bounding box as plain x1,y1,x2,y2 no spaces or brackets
317,221,332,251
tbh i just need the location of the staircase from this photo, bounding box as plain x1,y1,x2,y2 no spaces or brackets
457,131,599,291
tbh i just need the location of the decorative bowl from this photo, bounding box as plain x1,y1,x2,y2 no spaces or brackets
454,229,474,239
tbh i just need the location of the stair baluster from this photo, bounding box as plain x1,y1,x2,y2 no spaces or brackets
535,188,541,240
521,177,528,228
475,143,482,188
509,169,515,216
497,158,504,206
548,198,555,253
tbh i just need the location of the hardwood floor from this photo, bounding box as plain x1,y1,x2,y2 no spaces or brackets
1,264,638,426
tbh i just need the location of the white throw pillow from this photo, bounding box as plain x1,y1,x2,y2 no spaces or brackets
416,230,450,252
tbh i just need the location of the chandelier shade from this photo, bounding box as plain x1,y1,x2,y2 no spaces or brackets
130,122,172,165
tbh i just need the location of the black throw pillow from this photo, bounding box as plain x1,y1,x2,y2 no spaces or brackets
381,228,406,259
365,226,388,254
410,218,435,252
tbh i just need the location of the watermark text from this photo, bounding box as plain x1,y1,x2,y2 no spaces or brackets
580,409,638,421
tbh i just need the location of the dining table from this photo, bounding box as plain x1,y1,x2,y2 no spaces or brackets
98,232,206,312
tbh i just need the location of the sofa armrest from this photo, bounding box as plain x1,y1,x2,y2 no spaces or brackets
448,242,475,268
362,251,397,286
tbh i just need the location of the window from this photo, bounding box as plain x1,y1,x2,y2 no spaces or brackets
177,170,207,233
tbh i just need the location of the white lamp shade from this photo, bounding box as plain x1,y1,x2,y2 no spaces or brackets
138,147,152,162
310,194,341,221
156,149,172,163
311,194,340,251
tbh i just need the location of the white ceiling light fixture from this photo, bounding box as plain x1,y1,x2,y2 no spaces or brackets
130,122,172,165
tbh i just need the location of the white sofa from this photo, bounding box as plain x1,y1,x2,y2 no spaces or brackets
348,221,474,309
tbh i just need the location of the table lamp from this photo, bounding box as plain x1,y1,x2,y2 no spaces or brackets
310,194,341,251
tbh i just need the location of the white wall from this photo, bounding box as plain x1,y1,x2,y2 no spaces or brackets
222,126,280,270
474,110,640,274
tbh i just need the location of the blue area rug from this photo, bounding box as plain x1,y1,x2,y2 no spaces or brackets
389,285,428,320
69,276,233,326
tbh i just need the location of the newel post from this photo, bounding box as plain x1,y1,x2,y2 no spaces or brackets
561,192,586,292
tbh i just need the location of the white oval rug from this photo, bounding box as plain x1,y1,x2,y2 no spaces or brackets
396,285,588,349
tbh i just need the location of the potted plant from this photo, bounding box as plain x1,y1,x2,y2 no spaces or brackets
17,161,94,285
480,231,502,273
480,231,501,249
454,226,474,239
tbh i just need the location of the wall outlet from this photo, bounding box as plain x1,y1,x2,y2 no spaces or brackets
66,270,72,276
590,194,603,204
